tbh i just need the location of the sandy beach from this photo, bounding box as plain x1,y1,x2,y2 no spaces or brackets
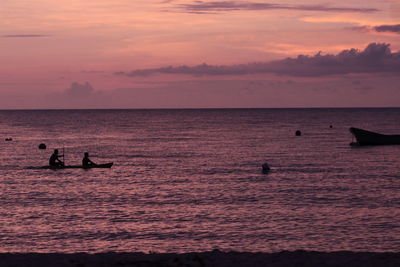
1,250,400,267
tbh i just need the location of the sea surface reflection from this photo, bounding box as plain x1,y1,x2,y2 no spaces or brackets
0,109,399,253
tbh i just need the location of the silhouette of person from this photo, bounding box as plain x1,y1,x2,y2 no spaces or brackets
82,152,96,167
49,149,64,167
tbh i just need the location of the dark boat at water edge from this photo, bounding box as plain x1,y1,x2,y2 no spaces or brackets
349,127,400,146
28,162,114,170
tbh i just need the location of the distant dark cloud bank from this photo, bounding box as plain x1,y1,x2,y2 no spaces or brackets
1,34,51,38
352,24,400,34
117,43,400,78
374,24,400,33
174,1,378,14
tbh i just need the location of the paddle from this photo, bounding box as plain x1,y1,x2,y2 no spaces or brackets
61,146,65,166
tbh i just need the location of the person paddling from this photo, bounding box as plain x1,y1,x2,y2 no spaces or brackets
82,152,97,167
49,149,64,167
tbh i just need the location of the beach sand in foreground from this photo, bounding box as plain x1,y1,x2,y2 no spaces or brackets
1,250,400,267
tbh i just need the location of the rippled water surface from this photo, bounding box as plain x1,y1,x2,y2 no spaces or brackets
0,109,399,253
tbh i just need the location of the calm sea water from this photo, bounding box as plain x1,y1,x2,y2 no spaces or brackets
0,108,399,253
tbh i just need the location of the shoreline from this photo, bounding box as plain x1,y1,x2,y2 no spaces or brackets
1,250,400,267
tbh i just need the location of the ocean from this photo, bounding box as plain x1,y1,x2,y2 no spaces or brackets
0,108,399,253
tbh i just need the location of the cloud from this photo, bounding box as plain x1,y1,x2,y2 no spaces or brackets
347,26,371,33
175,1,378,14
63,82,94,97
349,24,400,34
117,43,400,78
374,24,400,34
45,82,109,108
1,34,51,38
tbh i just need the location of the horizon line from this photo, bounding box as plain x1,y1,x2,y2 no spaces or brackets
1,107,400,111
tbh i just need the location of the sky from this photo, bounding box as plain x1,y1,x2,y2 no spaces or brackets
0,0,399,108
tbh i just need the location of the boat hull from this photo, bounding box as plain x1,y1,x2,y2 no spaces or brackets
349,127,400,146
37,162,113,169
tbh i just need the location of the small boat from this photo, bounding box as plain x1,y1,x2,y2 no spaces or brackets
349,127,400,146
35,162,113,169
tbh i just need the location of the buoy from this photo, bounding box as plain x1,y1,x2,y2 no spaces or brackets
38,143,47,149
295,130,302,136
262,163,270,173
329,125,333,128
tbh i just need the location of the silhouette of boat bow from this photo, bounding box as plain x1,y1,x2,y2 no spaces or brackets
349,127,400,146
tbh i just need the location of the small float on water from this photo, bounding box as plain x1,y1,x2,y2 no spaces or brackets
38,143,47,149
349,127,400,146
262,162,270,174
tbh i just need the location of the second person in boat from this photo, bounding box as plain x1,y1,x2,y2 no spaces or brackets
82,152,97,167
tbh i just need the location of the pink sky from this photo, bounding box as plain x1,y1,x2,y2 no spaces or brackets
0,0,399,108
